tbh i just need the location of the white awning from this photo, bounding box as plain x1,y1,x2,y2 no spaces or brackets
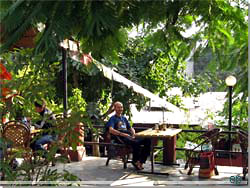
94,60,182,113
68,49,182,113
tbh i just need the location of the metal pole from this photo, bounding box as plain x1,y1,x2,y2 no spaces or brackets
162,107,165,123
228,86,232,150
62,47,68,117
0,80,2,123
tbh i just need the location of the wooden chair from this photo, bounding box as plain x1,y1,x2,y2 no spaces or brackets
1,121,33,179
184,128,220,175
30,115,70,166
48,115,73,163
104,131,132,169
237,130,248,180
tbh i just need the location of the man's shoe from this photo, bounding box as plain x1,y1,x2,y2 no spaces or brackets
10,159,18,170
132,161,143,170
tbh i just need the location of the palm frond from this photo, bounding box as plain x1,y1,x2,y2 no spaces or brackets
0,0,25,22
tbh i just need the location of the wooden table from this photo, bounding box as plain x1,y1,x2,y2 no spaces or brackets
31,129,42,134
135,128,182,175
30,129,42,139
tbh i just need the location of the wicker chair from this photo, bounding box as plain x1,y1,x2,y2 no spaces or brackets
1,121,33,179
2,121,32,161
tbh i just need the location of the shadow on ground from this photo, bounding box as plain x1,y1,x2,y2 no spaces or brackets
51,156,248,186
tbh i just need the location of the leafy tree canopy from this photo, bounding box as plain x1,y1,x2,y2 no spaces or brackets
0,0,248,123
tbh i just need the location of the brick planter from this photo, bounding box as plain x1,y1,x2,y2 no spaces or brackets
68,122,86,161
59,122,86,162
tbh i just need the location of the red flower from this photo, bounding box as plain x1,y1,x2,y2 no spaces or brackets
80,53,93,66
0,63,12,80
1,88,18,102
2,87,11,97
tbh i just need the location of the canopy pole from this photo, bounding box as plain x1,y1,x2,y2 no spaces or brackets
0,80,2,123
62,47,68,117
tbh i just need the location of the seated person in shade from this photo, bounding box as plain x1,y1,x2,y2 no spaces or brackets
106,101,151,170
15,109,30,128
30,100,57,157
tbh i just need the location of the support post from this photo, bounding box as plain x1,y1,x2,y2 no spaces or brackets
62,47,68,117
228,86,232,150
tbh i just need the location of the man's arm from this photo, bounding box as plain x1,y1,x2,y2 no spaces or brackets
109,127,131,138
123,117,135,138
34,122,43,129
129,127,136,138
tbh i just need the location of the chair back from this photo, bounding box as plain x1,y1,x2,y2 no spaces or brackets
103,128,111,143
238,130,248,152
2,121,30,148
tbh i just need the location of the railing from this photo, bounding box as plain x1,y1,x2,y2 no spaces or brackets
83,123,246,164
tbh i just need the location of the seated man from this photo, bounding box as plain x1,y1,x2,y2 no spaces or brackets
30,100,57,157
106,101,151,170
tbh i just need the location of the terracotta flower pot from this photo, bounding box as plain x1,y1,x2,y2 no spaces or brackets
0,24,38,50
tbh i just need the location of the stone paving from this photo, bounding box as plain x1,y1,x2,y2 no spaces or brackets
51,156,248,187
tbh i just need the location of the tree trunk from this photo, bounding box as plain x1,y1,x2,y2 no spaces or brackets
72,71,79,88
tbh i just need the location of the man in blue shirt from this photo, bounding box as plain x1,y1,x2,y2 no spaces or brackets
106,101,151,170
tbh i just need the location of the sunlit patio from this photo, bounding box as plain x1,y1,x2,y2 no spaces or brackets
48,156,247,186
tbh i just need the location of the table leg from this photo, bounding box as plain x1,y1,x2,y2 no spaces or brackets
151,139,154,173
137,138,168,176
163,135,176,165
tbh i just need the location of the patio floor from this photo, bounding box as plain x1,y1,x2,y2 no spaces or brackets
50,156,248,187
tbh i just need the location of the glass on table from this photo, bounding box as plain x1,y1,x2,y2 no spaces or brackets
154,124,159,132
161,123,167,131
